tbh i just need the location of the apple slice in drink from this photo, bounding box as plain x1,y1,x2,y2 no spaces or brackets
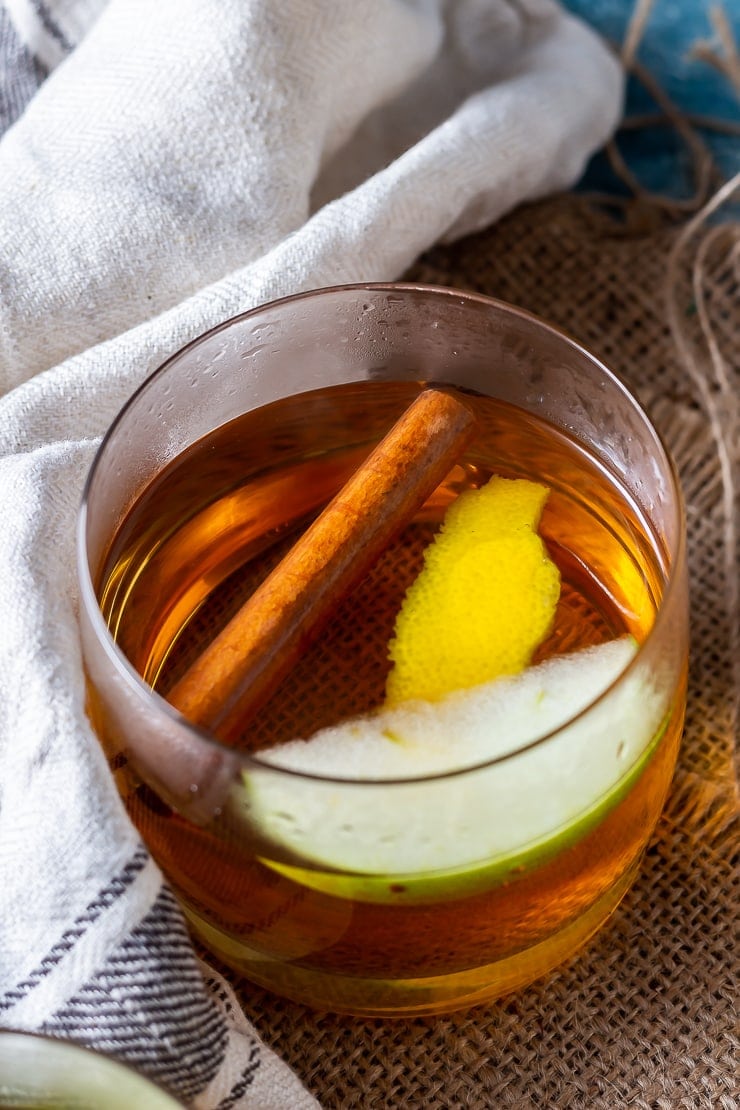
241,635,666,902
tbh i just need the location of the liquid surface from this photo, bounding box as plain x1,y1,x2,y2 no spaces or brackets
100,381,663,751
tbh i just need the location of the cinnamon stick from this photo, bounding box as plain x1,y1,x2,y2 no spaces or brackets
168,388,476,741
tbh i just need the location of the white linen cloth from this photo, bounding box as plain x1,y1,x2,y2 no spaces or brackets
0,1,622,1105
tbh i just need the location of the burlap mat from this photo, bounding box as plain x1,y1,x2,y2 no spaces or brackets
214,192,739,1109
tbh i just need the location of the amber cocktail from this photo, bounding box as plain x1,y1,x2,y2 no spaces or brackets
78,285,687,1015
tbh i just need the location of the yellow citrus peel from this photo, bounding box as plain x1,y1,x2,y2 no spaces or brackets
385,477,560,704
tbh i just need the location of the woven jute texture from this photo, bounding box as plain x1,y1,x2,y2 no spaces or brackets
225,194,739,1109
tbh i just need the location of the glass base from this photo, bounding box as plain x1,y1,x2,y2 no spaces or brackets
184,861,639,1017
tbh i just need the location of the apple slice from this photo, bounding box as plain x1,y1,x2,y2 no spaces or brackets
240,637,667,898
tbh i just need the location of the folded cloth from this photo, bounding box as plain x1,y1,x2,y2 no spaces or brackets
0,1,622,1105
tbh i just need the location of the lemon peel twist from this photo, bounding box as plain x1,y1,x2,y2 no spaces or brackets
385,476,560,705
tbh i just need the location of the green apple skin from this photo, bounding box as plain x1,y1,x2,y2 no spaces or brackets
258,710,669,905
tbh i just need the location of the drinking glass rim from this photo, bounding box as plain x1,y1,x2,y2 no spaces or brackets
76,282,687,787
0,1028,186,1105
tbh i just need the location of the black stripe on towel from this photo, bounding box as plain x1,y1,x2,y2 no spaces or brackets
215,1041,262,1110
28,0,73,52
0,8,47,134
44,886,231,1103
0,845,149,1012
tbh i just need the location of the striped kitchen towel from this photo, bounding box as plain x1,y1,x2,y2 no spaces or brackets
0,1,622,1105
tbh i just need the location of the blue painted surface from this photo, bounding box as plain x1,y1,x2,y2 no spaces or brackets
563,0,739,194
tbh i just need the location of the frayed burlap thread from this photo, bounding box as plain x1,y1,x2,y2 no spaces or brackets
224,194,739,1109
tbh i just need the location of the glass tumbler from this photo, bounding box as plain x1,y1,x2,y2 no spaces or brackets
77,284,687,1016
